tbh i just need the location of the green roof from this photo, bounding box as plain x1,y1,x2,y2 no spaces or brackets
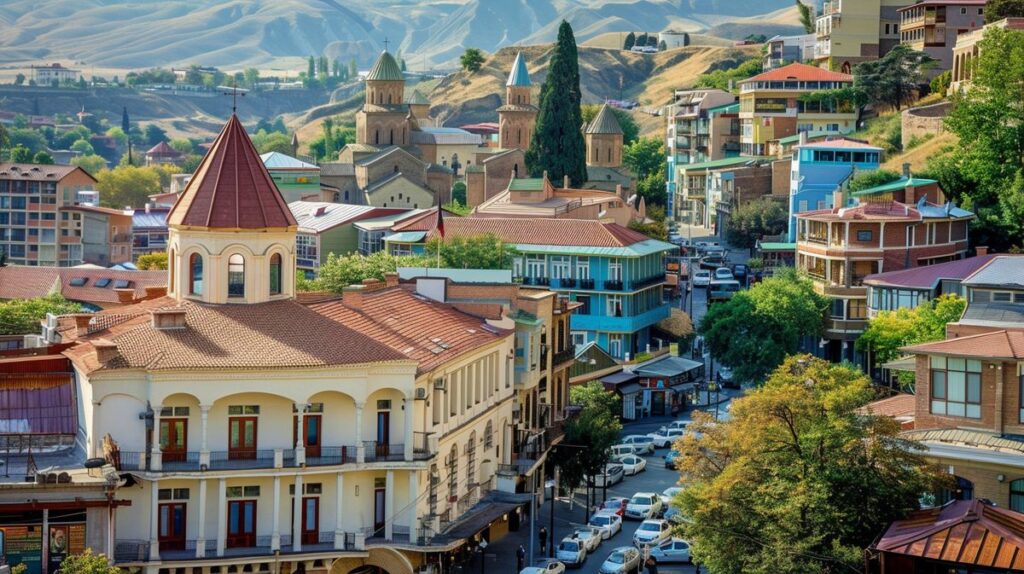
366,51,404,81
384,231,426,243
513,238,676,258
777,131,831,146
585,104,623,135
679,156,763,173
405,90,429,105
852,176,938,197
707,102,740,115
758,242,796,251
508,178,545,191
507,51,532,87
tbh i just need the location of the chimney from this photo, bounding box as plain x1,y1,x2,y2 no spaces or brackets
833,190,845,210
151,308,187,330
92,339,119,365
343,284,366,310
72,313,93,337
144,286,167,300
799,131,808,146
976,246,989,256
902,162,912,178
384,272,399,288
361,277,384,292
563,174,570,189
115,288,136,304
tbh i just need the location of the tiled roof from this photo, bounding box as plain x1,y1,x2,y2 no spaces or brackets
0,266,61,300
0,266,166,305
405,90,430,105
797,138,881,150
962,255,1024,289
902,330,1024,359
0,162,92,182
859,394,915,419
146,141,182,157
167,114,297,230
366,51,403,82
742,62,853,84
63,297,408,374
410,217,656,248
260,151,317,170
507,51,532,87
310,287,510,375
62,205,129,217
586,105,623,135
873,499,1024,571
863,254,999,289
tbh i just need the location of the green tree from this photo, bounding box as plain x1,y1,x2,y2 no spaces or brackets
986,0,1024,22
658,40,667,51
636,170,667,208
621,137,663,179
14,73,25,85
581,104,639,144
315,251,430,293
244,67,260,88
32,151,54,164
0,294,81,336
637,33,648,47
628,218,667,240
143,124,167,146
676,355,946,574
10,144,32,163
797,0,815,33
855,45,934,111
136,252,169,270
425,233,519,269
526,21,588,187
77,76,87,89
451,181,467,205
105,127,128,147
856,293,966,364
250,129,293,155
56,549,121,574
930,69,952,95
0,122,9,158
559,382,623,504
695,58,762,91
307,55,316,80
349,59,358,79
725,197,787,248
180,154,203,174
460,48,486,73
70,154,108,176
96,165,162,209
169,138,193,155
847,168,901,192
70,139,95,156
9,128,48,153
699,268,828,384
624,32,636,50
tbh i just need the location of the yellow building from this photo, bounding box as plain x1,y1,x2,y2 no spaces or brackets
738,63,857,156
815,0,910,72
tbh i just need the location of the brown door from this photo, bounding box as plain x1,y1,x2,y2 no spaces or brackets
374,487,386,533
294,415,322,458
376,411,390,458
302,497,319,545
229,417,257,460
160,418,187,462
158,503,186,551
227,500,257,548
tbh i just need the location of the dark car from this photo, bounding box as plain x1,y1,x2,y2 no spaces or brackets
699,255,727,270
732,264,748,283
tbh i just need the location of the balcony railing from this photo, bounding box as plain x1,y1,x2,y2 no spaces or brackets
630,275,667,291
552,347,576,367
209,450,279,470
363,441,405,462
306,446,357,467
115,533,357,563
578,278,595,290
413,432,434,459
604,279,624,291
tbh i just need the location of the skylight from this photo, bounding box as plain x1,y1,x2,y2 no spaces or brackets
95,278,112,288
68,277,88,287
114,280,132,289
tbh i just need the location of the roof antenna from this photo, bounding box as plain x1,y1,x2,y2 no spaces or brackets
222,82,245,114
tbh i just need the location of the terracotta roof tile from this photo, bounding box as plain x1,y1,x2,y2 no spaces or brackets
860,394,916,419
0,163,92,182
742,62,854,84
397,216,653,247
902,330,1024,359
0,266,61,300
0,266,166,305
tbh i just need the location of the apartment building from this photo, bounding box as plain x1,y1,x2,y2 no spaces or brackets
132,205,170,258
288,202,410,277
63,205,133,267
674,156,757,227
0,163,97,267
899,0,987,74
951,17,1024,91
261,152,322,203
738,63,857,157
470,174,641,227
815,0,910,72
862,252,1002,317
665,90,739,216
764,34,817,69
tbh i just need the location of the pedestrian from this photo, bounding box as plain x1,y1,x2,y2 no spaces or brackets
538,526,548,555
645,556,659,574
516,544,526,572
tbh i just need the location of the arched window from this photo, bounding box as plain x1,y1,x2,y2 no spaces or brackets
228,254,245,298
269,253,282,295
169,249,175,293
484,421,493,449
189,253,203,295
1011,479,1024,513
607,148,612,163
447,445,458,498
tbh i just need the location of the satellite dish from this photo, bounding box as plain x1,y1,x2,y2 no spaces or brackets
598,210,607,218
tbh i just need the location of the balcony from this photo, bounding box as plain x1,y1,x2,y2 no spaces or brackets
552,347,576,367
578,278,595,290
363,441,406,462
115,532,358,563
569,305,671,333
604,279,624,291
630,275,667,291
117,441,416,472
557,277,577,288
305,446,358,466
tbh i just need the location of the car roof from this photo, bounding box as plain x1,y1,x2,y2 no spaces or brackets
632,491,657,497
641,518,667,524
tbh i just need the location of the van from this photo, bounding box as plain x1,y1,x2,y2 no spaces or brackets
609,444,639,459
708,279,741,302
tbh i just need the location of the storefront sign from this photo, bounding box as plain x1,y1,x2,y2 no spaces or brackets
754,98,789,113
0,526,43,574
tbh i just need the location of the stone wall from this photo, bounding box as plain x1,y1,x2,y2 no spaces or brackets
902,102,951,149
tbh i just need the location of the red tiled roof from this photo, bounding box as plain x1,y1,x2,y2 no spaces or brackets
146,141,183,157
167,115,297,230
864,255,999,289
743,62,853,84
902,330,1024,359
859,394,916,419
873,500,1024,571
0,266,61,300
799,202,921,222
390,208,459,232
0,266,166,305
0,162,93,182
397,216,654,247
310,287,509,375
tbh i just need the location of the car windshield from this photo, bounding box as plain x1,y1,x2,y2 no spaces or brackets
639,523,660,532
559,541,578,552
574,530,591,538
607,551,625,564
604,500,621,508
591,516,609,526
631,495,653,505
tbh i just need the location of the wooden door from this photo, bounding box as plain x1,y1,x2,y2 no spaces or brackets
376,411,390,458
228,417,257,460
158,503,186,551
226,500,257,548
374,487,386,533
160,418,187,462
294,415,322,458
302,497,319,545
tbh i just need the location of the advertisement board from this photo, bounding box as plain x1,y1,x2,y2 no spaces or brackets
754,98,789,113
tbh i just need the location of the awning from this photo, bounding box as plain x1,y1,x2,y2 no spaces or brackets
384,231,427,243
618,382,643,396
882,355,917,371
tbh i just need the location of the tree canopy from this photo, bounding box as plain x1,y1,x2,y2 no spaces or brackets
855,45,934,111
96,165,163,209
0,294,81,336
986,0,1024,22
621,137,663,180
136,252,169,271
425,233,519,269
299,251,429,293
725,197,787,249
797,0,815,33
460,48,486,73
559,382,623,495
676,355,946,574
57,549,121,574
699,268,828,384
847,168,901,193
695,58,762,91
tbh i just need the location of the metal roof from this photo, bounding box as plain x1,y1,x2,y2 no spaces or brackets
353,209,427,231
851,176,938,196
507,52,532,87
366,50,404,81
289,201,388,233
960,302,1024,328
385,231,427,243
509,178,546,191
962,255,1024,289
260,151,317,170
863,254,998,289
512,240,676,258
634,355,704,378
679,156,764,172
586,105,623,135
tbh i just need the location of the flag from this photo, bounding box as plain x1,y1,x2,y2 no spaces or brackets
436,204,445,239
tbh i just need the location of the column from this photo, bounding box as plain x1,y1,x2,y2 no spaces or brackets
149,481,160,560
196,479,207,558
90,401,101,458
150,404,162,471
385,470,395,541
292,475,304,552
199,404,211,467
404,394,414,461
408,470,419,544
294,403,306,465
216,478,227,557
271,476,282,551
334,472,345,550
355,401,366,463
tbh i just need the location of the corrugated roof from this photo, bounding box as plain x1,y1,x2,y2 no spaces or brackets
385,231,427,243
863,254,999,289
366,51,404,82
260,151,317,170
132,208,170,230
507,51,532,87
634,355,703,377
777,131,833,145
289,201,402,233
353,209,427,231
851,176,938,196
902,329,1024,359
586,105,623,135
742,62,853,84
962,255,1024,289
758,242,796,251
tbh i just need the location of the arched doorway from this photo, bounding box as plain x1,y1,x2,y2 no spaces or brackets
936,476,974,505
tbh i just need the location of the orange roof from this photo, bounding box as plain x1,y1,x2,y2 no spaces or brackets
397,216,653,247
310,287,510,375
0,162,94,182
873,500,1024,571
860,393,916,419
742,62,853,84
0,266,166,305
902,330,1024,360
167,115,296,230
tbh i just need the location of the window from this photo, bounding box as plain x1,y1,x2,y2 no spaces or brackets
848,299,867,320
608,259,622,281
228,405,260,415
607,295,623,317
1011,479,1024,513
609,334,623,358
526,255,546,278
575,295,591,315
189,254,203,295
571,332,587,347
930,356,982,419
831,299,845,319
576,257,590,280
856,230,873,242
228,254,245,298
550,256,570,280
269,253,282,295
160,406,190,416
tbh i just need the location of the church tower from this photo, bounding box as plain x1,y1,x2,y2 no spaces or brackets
166,115,298,305
585,104,624,168
356,50,411,147
497,52,537,151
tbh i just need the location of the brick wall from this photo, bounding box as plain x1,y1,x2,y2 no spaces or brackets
771,159,791,198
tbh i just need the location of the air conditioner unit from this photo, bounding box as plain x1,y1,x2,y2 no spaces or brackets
434,378,447,390
415,388,428,400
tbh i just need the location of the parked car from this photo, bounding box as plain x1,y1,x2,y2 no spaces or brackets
521,559,567,574
617,454,647,475
555,537,588,568
618,435,655,455
632,519,672,547
708,279,741,302
625,492,664,520
714,267,734,281
599,546,642,574
664,507,688,525
661,486,684,506
572,526,603,552
601,497,629,516
658,420,689,433
700,255,727,269
663,450,680,470
719,366,739,389
646,428,684,448
649,538,692,563
609,444,639,460
588,511,623,539
594,463,624,487
692,269,712,287
669,234,689,247
695,241,721,251
732,263,749,284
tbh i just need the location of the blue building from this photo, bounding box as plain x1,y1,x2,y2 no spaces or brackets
384,214,677,359
788,137,882,241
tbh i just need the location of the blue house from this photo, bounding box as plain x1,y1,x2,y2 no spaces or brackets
788,138,882,241
384,215,677,359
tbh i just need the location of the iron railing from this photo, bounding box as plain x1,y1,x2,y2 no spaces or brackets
306,446,357,466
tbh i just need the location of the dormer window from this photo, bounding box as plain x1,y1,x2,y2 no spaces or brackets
228,254,245,298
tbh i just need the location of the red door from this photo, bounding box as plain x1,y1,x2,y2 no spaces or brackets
160,419,187,462
302,497,319,545
294,415,322,458
227,500,257,548
158,503,186,550
229,417,257,460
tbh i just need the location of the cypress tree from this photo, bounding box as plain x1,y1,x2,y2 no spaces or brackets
525,20,588,187
122,106,133,165
624,32,636,50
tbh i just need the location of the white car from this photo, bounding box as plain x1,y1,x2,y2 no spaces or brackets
646,428,684,448
520,559,566,574
594,463,624,487
609,444,639,459
617,454,647,476
659,420,689,434
572,526,603,552
625,492,664,520
661,486,684,506
692,270,712,287
555,537,587,567
618,435,655,455
632,519,672,548
588,511,623,539
650,538,692,563
714,267,734,281
598,546,642,574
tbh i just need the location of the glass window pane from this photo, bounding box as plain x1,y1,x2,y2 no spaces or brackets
967,374,981,403
949,357,966,372
948,372,966,402
930,356,946,369
967,359,982,373
931,400,947,415
966,404,981,419
948,402,966,417
932,372,946,399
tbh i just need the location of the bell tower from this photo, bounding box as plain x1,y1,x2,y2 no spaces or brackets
497,52,538,151
356,50,411,147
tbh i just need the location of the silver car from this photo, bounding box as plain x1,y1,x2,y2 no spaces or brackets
599,546,642,574
588,511,622,539
555,537,587,568
650,538,692,564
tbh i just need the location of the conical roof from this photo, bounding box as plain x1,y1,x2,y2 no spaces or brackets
507,51,531,87
168,115,296,230
367,50,404,82
405,90,430,105
586,104,623,135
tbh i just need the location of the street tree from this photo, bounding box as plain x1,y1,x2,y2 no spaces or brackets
699,268,828,384
724,197,787,248
460,48,486,73
675,355,947,574
425,233,518,269
559,382,623,510
96,165,162,209
621,137,664,179
0,294,81,336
